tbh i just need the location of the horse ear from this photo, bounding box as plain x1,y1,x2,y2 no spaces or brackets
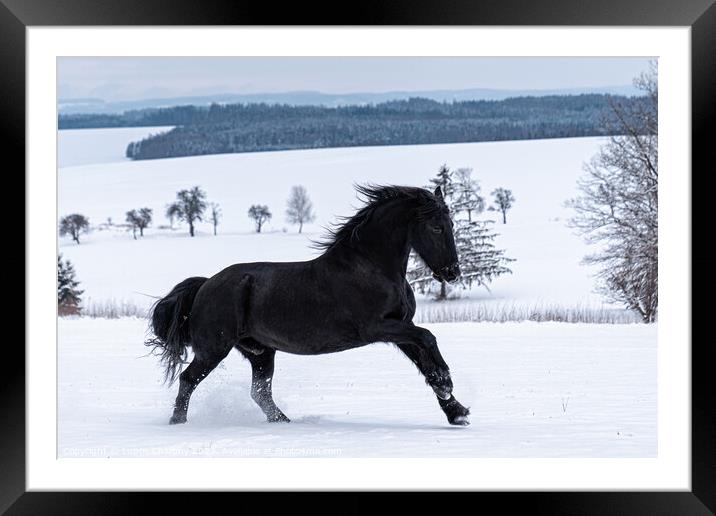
434,186,443,199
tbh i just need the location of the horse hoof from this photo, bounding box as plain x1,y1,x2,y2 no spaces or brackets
268,413,290,423
449,415,470,426
169,414,187,425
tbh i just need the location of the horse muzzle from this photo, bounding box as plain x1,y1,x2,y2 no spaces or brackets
433,263,461,283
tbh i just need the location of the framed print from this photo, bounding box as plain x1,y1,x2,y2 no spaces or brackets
6,0,714,513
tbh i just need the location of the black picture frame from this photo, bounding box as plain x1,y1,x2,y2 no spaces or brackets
5,0,713,513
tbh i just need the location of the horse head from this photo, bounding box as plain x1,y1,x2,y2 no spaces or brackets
410,186,460,283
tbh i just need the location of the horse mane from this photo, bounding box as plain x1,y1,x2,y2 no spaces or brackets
313,184,447,252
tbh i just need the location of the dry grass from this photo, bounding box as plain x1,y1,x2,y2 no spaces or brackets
413,301,644,324
71,298,644,324
80,298,149,319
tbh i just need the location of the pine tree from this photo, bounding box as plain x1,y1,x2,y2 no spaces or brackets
429,164,455,201
58,254,83,316
452,219,513,290
407,164,513,300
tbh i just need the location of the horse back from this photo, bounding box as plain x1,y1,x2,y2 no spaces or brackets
189,258,408,355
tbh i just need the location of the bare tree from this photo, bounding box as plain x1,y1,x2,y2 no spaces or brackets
59,213,89,244
248,205,272,233
166,186,207,237
209,202,222,236
126,207,153,239
285,185,316,233
126,210,139,239
489,188,515,224
165,203,180,229
567,62,658,322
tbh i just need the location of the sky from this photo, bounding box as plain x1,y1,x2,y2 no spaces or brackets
57,57,653,102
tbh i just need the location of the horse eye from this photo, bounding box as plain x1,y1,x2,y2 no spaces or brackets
432,226,443,234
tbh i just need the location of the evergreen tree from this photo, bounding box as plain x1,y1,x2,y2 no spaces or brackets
452,219,513,290
407,164,513,300
58,254,83,316
96,94,649,160
429,164,455,201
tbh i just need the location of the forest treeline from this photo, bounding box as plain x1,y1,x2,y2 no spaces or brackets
57,95,649,160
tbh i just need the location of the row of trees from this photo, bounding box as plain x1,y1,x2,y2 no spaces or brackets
164,185,315,235
407,164,515,300
245,186,317,234
59,185,317,243
118,94,650,160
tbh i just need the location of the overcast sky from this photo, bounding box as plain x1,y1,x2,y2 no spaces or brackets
58,57,653,102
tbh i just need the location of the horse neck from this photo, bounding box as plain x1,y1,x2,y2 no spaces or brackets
333,199,413,279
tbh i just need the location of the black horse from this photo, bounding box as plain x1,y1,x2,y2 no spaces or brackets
147,184,470,426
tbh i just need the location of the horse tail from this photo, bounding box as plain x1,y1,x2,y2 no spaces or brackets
145,276,208,384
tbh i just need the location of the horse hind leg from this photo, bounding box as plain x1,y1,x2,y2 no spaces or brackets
237,340,265,355
236,341,290,423
234,273,256,353
169,348,229,424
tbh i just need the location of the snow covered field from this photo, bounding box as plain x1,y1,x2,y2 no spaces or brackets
59,129,616,313
59,317,656,458
58,126,173,167
57,128,656,457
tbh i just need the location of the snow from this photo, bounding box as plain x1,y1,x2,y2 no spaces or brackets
58,126,173,167
58,130,612,310
57,129,656,457
58,317,656,457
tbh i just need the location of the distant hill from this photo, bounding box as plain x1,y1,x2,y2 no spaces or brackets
86,94,648,161
58,85,640,115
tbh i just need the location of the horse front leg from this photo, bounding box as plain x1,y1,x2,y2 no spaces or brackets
369,321,458,407
396,342,470,426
